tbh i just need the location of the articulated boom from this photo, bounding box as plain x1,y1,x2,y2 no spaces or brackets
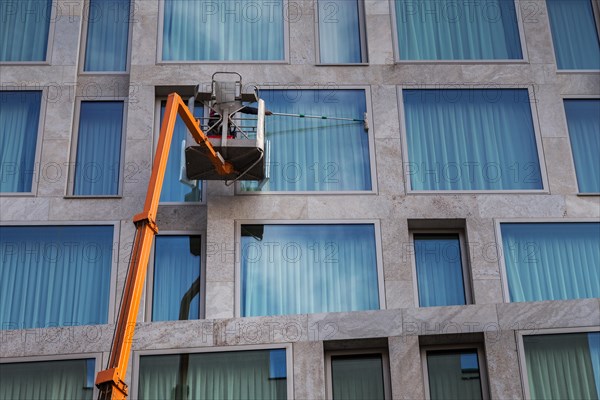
95,93,233,400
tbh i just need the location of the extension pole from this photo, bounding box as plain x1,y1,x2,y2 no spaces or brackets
270,112,364,123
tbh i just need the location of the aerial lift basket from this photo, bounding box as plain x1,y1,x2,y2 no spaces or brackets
184,72,266,182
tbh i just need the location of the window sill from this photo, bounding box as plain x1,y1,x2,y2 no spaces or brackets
316,63,370,67
556,69,600,74
64,195,123,199
394,59,529,65
576,192,600,196
406,189,548,195
0,61,50,66
236,190,378,196
0,192,36,197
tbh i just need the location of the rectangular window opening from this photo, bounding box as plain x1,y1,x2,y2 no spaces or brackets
318,0,367,63
402,88,543,191
240,223,380,317
327,350,390,400
500,222,600,302
137,349,288,399
0,0,52,62
412,232,470,307
73,101,125,196
0,91,42,193
150,235,202,322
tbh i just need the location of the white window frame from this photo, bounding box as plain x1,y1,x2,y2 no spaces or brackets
153,99,207,205
78,0,133,75
547,0,600,73
409,229,473,308
494,218,599,303
421,343,490,400
315,0,369,65
390,0,529,64
144,230,206,322
325,348,392,400
66,97,128,197
0,221,120,326
516,326,600,400
560,95,600,195
0,0,56,65
0,352,103,399
235,85,378,195
234,219,386,317
131,343,294,399
156,0,290,64
0,87,46,196
398,85,549,194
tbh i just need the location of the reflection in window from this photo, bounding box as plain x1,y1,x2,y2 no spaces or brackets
0,359,95,400
331,355,385,400
138,349,287,399
426,350,483,400
523,332,600,399
152,235,201,321
84,0,130,71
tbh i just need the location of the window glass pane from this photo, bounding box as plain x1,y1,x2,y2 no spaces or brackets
565,100,600,193
152,235,201,321
319,0,363,63
403,89,542,190
0,0,51,61
159,101,202,202
394,0,522,60
241,224,379,317
546,0,600,69
331,355,385,400
0,91,41,192
162,0,284,61
501,222,600,302
84,0,130,71
0,225,113,330
427,350,483,400
524,332,600,399
415,234,466,307
0,358,95,400
74,101,124,195
138,349,287,399
241,89,371,192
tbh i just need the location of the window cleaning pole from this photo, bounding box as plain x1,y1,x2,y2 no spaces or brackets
269,112,369,131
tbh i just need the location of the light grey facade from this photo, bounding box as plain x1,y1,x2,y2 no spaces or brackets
1,0,599,399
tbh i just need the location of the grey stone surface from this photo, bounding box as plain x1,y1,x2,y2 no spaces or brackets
308,310,402,341
292,341,326,400
403,304,499,336
214,314,308,346
389,335,425,400
497,299,600,331
485,330,524,400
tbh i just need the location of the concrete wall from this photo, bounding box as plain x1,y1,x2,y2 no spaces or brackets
1,0,599,398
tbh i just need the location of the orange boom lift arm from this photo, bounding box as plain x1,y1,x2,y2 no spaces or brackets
95,93,233,400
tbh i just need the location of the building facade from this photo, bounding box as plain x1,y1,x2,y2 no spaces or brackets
1,0,599,399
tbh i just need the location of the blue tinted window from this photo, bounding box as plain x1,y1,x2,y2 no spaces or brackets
546,0,600,69
0,0,51,61
565,100,600,193
152,235,201,321
395,0,522,60
84,0,130,71
159,101,203,202
241,224,379,316
74,101,124,195
162,0,284,61
415,234,466,307
0,91,41,192
501,222,600,302
318,0,364,63
241,89,371,192
0,225,113,329
403,89,542,190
